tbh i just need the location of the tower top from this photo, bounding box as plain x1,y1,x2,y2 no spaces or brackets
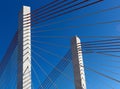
22,6,31,15
23,5,30,8
72,36,81,43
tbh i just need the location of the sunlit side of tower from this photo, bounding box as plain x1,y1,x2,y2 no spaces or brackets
71,36,87,89
17,6,31,89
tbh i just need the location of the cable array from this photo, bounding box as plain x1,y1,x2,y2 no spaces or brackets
23,0,103,27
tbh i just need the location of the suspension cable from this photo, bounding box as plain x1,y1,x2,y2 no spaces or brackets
31,55,59,89
31,49,73,82
32,0,88,24
85,66,120,83
31,4,120,29
31,63,43,89
31,19,120,30
24,0,59,16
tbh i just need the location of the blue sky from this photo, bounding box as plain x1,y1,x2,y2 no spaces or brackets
0,0,120,89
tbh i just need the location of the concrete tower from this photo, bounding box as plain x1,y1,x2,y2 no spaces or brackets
71,36,87,89
17,6,31,89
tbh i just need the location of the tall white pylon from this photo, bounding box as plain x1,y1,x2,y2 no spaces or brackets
71,36,87,89
17,6,31,89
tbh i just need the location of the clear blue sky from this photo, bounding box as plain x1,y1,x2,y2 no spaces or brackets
0,0,120,89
